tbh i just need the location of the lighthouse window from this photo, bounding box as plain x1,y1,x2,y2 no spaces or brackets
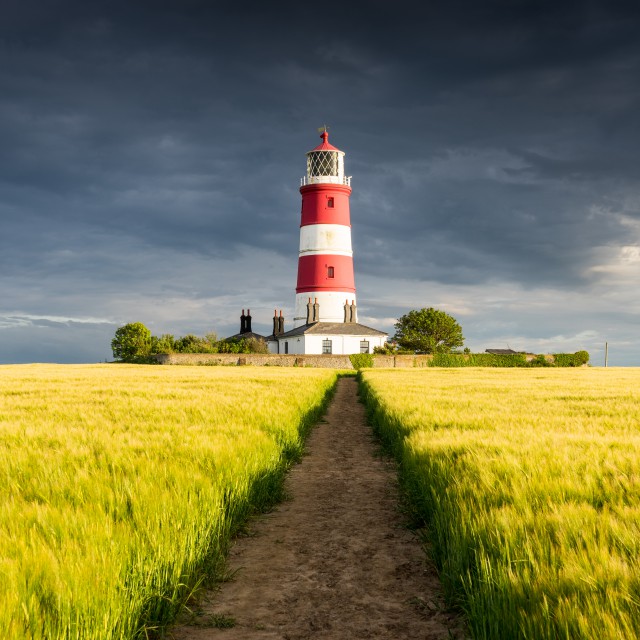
322,339,332,354
308,151,339,177
327,266,334,278
327,197,334,208
360,340,370,354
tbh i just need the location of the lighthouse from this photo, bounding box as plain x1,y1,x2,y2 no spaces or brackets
294,130,356,326
267,130,388,356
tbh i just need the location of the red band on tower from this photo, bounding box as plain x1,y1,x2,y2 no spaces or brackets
300,183,352,227
296,254,356,293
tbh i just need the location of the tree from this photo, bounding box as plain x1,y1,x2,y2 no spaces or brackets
393,308,464,354
174,334,217,354
111,322,152,362
244,337,269,354
150,334,176,354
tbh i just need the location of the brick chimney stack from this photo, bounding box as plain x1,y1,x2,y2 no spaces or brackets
278,310,285,335
240,309,246,334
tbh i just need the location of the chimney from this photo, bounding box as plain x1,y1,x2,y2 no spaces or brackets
306,297,313,324
278,310,285,335
246,309,252,333
350,300,357,323
273,309,278,336
344,299,350,323
313,297,320,323
240,309,246,334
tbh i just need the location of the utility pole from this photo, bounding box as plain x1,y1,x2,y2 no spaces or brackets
604,342,609,367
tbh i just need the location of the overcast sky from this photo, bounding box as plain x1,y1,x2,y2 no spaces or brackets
1,0,639,365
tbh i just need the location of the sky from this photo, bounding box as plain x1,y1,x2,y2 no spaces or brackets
1,0,639,365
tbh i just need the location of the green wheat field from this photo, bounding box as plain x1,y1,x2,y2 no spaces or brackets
0,364,337,639
2,364,640,639
360,367,640,640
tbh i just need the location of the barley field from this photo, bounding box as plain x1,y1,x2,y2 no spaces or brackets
0,364,337,639
360,367,640,640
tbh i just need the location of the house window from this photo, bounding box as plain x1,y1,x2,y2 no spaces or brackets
327,266,334,278
322,339,332,354
360,340,369,354
284,341,288,354
327,197,334,208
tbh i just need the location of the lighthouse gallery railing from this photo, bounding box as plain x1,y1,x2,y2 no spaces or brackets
300,175,352,187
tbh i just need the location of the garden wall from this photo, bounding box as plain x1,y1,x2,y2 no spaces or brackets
153,353,435,368
153,352,587,368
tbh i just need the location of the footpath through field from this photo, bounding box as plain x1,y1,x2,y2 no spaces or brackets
170,376,464,640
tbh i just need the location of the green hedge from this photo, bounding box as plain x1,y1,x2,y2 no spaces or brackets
429,353,530,367
372,351,590,368
349,353,375,369
552,350,590,367
427,352,589,367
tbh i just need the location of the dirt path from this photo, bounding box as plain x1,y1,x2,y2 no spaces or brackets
170,377,465,640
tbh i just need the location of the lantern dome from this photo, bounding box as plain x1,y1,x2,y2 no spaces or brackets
301,130,351,187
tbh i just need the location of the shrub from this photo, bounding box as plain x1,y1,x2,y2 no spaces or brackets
349,353,374,369
429,353,529,367
530,354,553,367
151,334,176,354
427,352,589,368
174,334,217,354
244,337,269,354
553,351,590,367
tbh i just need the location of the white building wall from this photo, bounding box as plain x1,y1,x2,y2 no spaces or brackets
279,335,307,355
278,332,387,355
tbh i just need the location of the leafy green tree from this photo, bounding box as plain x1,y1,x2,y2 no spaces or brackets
244,337,269,354
574,350,590,366
204,331,218,345
217,336,269,354
372,341,413,355
150,334,176,354
218,338,245,354
394,307,464,354
111,322,152,362
174,334,217,354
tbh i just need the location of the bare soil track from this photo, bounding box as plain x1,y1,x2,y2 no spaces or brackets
170,376,465,640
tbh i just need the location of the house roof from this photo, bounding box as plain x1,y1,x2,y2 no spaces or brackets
276,322,388,339
225,331,266,342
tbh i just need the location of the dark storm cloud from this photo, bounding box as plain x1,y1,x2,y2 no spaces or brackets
1,0,639,362
353,159,631,287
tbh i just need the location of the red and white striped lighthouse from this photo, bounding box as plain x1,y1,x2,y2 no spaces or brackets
294,130,357,327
